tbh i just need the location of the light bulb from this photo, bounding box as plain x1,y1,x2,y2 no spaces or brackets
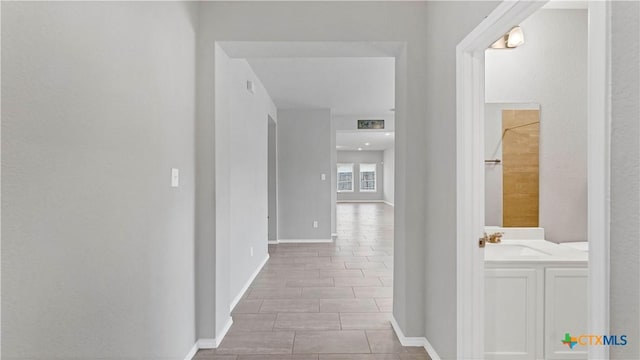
507,26,524,48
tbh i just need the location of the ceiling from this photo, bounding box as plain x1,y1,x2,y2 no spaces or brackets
336,131,395,151
247,57,395,116
542,0,588,9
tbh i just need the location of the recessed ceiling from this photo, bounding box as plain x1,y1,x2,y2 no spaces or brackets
247,57,395,116
336,131,395,151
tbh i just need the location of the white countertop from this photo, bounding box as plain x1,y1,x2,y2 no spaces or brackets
484,239,588,264
559,241,589,252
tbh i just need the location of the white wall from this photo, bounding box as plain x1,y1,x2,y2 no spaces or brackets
2,2,198,358
383,147,395,205
610,1,640,359
211,43,232,340
228,59,277,300
277,109,332,240
208,47,277,338
331,118,338,234
268,118,278,241
337,151,385,201
422,2,502,357
485,10,588,243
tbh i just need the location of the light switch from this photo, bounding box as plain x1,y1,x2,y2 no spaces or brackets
321,173,326,181
171,168,179,187
247,80,256,94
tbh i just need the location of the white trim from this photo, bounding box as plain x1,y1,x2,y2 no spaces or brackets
390,316,441,360
230,254,269,312
587,1,611,359
331,232,338,237
184,336,229,360
197,338,217,349
216,317,233,348
390,316,426,347
268,240,279,245
277,238,333,243
336,200,384,203
383,200,395,207
456,1,549,358
183,343,199,360
423,337,441,360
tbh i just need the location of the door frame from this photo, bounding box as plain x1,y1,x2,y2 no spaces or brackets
455,1,611,359
267,115,278,243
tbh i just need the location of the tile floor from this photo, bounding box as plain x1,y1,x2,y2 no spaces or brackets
195,203,430,360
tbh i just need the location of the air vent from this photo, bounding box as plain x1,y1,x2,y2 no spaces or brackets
357,119,384,129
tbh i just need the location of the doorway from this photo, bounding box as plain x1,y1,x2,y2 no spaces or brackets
268,115,277,242
208,41,409,353
456,1,609,359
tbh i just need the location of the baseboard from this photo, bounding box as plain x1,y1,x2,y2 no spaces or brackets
230,254,269,312
268,240,279,245
390,315,441,360
197,338,216,349
383,200,395,207
337,200,384,203
185,327,232,359
331,233,338,237
184,342,199,360
277,238,333,243
390,317,427,347
423,337,441,360
216,317,233,347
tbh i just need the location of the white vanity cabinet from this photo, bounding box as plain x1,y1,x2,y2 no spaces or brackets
544,268,588,360
484,263,588,360
485,267,543,360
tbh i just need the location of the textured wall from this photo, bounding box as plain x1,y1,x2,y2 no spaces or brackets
422,2,502,357
228,58,277,300
278,109,332,240
610,1,640,359
2,2,198,358
383,147,395,205
485,10,588,242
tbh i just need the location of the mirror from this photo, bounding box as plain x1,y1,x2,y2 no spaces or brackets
485,103,540,227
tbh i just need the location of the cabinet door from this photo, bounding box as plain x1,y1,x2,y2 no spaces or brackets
485,268,539,360
545,268,588,360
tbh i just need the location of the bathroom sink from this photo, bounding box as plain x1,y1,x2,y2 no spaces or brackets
484,239,587,262
487,243,551,258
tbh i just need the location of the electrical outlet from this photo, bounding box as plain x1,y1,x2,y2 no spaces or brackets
313,221,318,228
321,173,326,181
250,246,254,257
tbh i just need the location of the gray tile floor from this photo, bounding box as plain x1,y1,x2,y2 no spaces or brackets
195,203,430,360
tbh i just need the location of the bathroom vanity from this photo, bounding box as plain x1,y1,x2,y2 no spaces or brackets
484,227,588,360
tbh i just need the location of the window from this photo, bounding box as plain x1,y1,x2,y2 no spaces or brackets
359,163,377,192
337,163,354,192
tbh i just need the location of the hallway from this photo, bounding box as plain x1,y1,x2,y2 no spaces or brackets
195,203,429,359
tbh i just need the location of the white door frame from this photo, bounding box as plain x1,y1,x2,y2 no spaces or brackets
455,1,611,359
